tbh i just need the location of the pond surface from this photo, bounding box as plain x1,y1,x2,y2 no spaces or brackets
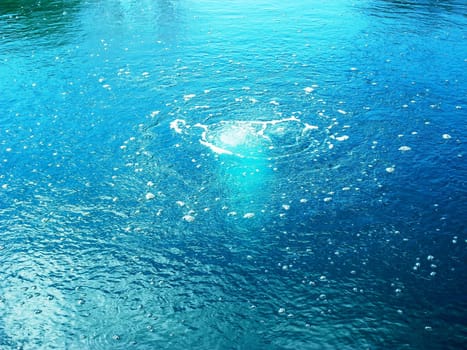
0,0,466,349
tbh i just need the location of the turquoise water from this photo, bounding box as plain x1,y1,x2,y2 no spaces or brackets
0,0,466,349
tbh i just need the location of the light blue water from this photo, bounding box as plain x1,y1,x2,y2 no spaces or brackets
0,0,466,349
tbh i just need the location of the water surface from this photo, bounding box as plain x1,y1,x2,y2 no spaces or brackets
0,0,466,349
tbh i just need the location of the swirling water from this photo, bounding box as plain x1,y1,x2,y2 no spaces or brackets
0,0,466,349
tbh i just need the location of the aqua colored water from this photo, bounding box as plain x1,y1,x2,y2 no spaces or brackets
0,0,466,349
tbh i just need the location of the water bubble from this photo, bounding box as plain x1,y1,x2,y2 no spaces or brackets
182,215,195,222
183,94,196,101
335,135,349,141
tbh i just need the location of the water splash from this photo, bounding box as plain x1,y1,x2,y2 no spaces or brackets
170,117,322,224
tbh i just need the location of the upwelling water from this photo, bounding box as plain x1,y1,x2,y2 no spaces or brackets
0,0,466,349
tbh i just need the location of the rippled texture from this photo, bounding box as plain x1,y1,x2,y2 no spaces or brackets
0,0,466,349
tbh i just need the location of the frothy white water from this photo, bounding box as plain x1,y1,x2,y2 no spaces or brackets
169,117,323,226
170,117,321,160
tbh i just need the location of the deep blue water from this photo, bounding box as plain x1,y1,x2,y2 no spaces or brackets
0,0,466,349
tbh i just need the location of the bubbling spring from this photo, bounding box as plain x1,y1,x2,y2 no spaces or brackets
168,117,328,224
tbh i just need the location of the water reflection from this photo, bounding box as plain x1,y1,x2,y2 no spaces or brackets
85,0,183,45
0,0,83,46
155,0,181,42
0,0,183,49
362,0,466,21
377,0,464,12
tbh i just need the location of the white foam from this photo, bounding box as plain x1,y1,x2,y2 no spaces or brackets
199,140,233,155
183,94,196,101
176,116,318,158
182,214,195,222
398,146,411,152
304,123,319,131
219,125,251,146
170,119,186,134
